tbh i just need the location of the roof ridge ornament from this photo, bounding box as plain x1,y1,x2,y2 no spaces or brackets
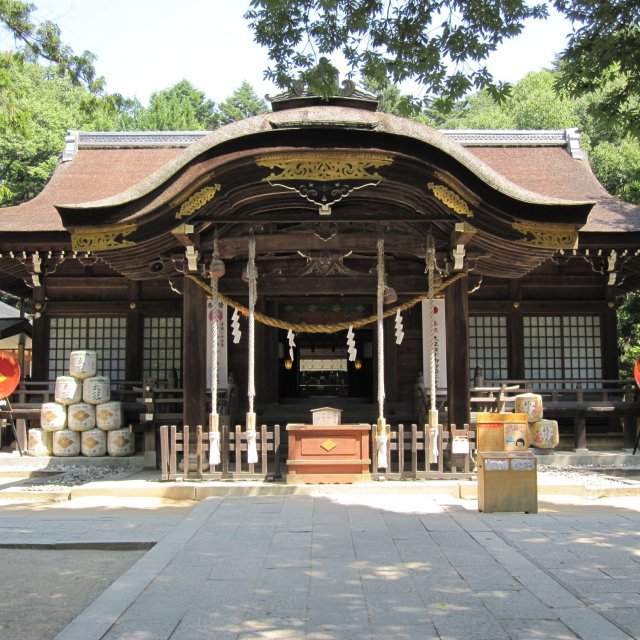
267,59,379,112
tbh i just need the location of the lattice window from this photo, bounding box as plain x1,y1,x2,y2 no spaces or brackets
523,315,602,383
469,315,508,384
48,317,126,381
142,317,182,386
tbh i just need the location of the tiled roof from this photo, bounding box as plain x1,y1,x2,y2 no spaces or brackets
0,117,637,236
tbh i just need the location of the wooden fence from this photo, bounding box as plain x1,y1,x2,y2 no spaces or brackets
158,422,475,482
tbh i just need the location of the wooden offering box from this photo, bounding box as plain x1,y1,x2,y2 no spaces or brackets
286,423,372,484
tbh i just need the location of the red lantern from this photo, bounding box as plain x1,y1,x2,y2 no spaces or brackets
0,351,21,399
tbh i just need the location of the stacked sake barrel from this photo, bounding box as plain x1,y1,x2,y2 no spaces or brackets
30,350,134,457
514,392,560,450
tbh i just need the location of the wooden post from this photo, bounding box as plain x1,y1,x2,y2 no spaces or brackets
183,276,207,431
31,285,48,382
125,281,142,381
445,274,470,428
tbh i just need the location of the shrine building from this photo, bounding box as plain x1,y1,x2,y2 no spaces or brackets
1,83,639,467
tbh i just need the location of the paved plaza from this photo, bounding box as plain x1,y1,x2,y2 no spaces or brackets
1,477,639,640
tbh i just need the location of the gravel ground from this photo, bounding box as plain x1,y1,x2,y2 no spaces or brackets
18,465,141,492
5,459,640,492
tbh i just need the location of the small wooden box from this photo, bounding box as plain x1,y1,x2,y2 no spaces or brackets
476,413,529,452
477,451,538,513
311,407,342,426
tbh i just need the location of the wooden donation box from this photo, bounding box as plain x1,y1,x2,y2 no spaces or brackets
477,452,537,513
286,407,371,484
475,413,538,513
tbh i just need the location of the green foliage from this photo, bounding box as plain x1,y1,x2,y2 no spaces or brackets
589,139,640,205
0,55,117,205
439,70,580,130
0,0,103,93
211,81,269,128
553,0,640,138
245,0,548,111
135,80,216,131
617,291,640,379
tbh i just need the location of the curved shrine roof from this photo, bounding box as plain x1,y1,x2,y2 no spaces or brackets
0,107,637,238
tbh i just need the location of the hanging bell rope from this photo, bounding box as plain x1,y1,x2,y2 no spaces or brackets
375,238,388,470
208,238,221,467
426,233,439,461
185,271,465,334
246,234,258,464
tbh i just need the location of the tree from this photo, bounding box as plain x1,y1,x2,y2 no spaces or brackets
136,80,216,131
0,0,102,92
440,70,579,130
245,0,548,113
0,55,117,205
246,0,640,131
554,0,640,137
211,81,269,128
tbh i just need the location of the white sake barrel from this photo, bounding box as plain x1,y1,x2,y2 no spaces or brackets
40,402,67,431
82,376,111,405
55,376,82,405
531,419,560,449
28,428,52,456
67,402,96,431
96,401,123,430
107,428,135,456
81,428,107,457
52,429,80,456
69,350,97,379
514,393,543,422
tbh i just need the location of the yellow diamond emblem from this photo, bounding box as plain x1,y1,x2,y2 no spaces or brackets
321,439,337,452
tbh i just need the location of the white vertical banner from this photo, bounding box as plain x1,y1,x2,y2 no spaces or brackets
206,300,228,388
422,299,447,389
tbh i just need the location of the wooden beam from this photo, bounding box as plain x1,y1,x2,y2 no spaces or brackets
217,232,431,259
219,275,429,296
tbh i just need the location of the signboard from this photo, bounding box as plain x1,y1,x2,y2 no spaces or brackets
421,299,447,389
205,301,228,388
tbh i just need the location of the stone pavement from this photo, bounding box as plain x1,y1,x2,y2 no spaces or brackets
34,489,639,640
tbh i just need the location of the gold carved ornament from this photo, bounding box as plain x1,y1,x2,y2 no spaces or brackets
256,151,394,215
512,220,579,249
256,151,393,182
176,184,221,219
428,182,473,217
71,223,137,252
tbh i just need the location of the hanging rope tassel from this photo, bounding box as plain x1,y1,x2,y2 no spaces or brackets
246,235,258,464
376,238,388,470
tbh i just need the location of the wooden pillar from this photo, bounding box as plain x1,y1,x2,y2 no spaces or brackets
602,297,619,380
384,315,397,404
125,281,142,382
508,282,524,380
31,285,48,382
263,300,279,404
445,274,470,427
183,276,207,428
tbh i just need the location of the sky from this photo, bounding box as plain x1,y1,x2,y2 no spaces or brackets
17,0,573,106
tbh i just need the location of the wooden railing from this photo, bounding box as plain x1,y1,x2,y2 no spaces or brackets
159,423,282,481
